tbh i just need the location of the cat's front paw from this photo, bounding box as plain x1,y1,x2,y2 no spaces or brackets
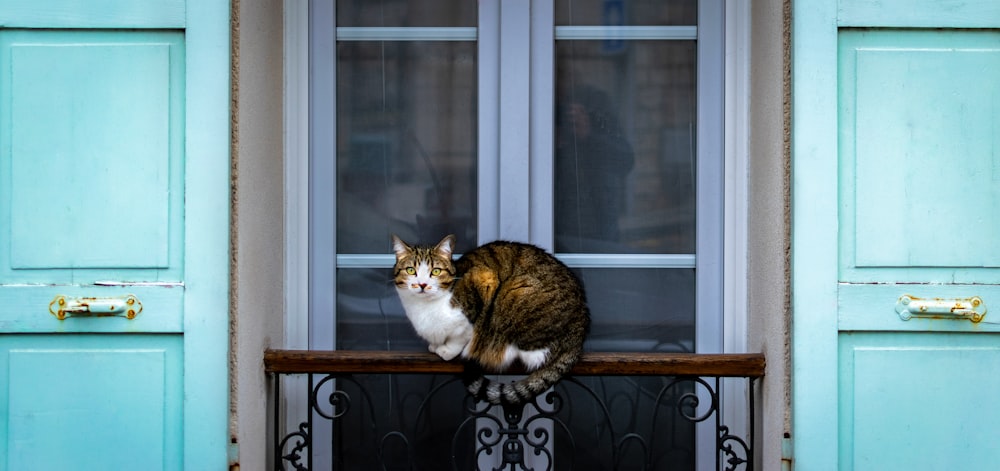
434,344,462,361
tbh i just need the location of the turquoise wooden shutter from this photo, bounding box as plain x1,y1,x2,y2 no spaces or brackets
0,1,230,469
793,0,1000,469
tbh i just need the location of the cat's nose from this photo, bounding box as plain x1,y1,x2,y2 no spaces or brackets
418,283,428,291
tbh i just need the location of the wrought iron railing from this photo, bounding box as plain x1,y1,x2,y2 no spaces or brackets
265,350,764,471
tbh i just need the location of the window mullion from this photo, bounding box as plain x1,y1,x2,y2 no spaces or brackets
529,0,555,251
695,0,726,355
477,0,500,244
695,2,727,471
308,0,336,351
496,0,532,242
482,0,554,248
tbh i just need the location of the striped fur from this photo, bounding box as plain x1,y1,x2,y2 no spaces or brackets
392,235,590,405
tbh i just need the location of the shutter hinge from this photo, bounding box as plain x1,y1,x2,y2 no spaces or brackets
781,433,793,470
229,438,240,470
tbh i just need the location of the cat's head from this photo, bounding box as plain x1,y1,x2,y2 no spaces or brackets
391,234,458,299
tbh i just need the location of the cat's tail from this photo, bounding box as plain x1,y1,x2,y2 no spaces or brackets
464,349,581,405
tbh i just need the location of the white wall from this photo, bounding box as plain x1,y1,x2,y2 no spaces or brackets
232,1,284,469
748,0,792,469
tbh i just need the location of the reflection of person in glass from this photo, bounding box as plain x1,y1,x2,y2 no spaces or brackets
555,85,635,252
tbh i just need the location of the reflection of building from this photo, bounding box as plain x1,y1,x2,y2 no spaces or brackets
554,13,697,253
555,84,636,252
337,39,478,252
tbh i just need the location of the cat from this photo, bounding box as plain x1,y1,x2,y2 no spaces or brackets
391,234,590,405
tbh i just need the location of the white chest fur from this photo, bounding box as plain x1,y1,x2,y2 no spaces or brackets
396,288,473,361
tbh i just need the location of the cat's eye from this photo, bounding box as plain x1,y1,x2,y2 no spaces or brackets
405,267,416,275
431,268,442,276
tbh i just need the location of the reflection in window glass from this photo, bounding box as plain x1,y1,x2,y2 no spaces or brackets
337,41,477,253
555,40,697,254
335,268,412,350
337,0,476,27
576,268,695,353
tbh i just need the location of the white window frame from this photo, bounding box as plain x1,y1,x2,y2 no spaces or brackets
282,0,751,467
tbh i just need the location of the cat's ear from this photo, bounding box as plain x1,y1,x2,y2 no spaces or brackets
391,234,411,259
435,234,457,258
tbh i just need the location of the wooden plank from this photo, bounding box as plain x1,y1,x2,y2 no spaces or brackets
840,30,1000,277
0,0,185,28
180,1,231,468
839,0,999,28
838,284,1000,333
0,285,184,333
264,350,765,378
574,351,765,377
0,335,183,469
839,332,1000,468
790,0,842,466
2,30,185,283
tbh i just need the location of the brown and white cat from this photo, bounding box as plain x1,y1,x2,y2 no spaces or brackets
391,234,590,405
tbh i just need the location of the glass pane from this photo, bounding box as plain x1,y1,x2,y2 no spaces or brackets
555,0,697,26
337,41,477,254
555,40,696,254
336,268,418,350
337,0,477,27
577,268,695,352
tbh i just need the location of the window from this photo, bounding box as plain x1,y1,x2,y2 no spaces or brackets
293,0,732,468
312,0,722,354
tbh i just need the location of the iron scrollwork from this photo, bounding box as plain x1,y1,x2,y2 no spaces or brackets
277,422,309,471
460,392,566,471
273,370,757,471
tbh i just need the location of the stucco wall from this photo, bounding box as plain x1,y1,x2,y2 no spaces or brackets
232,1,284,469
748,0,792,469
